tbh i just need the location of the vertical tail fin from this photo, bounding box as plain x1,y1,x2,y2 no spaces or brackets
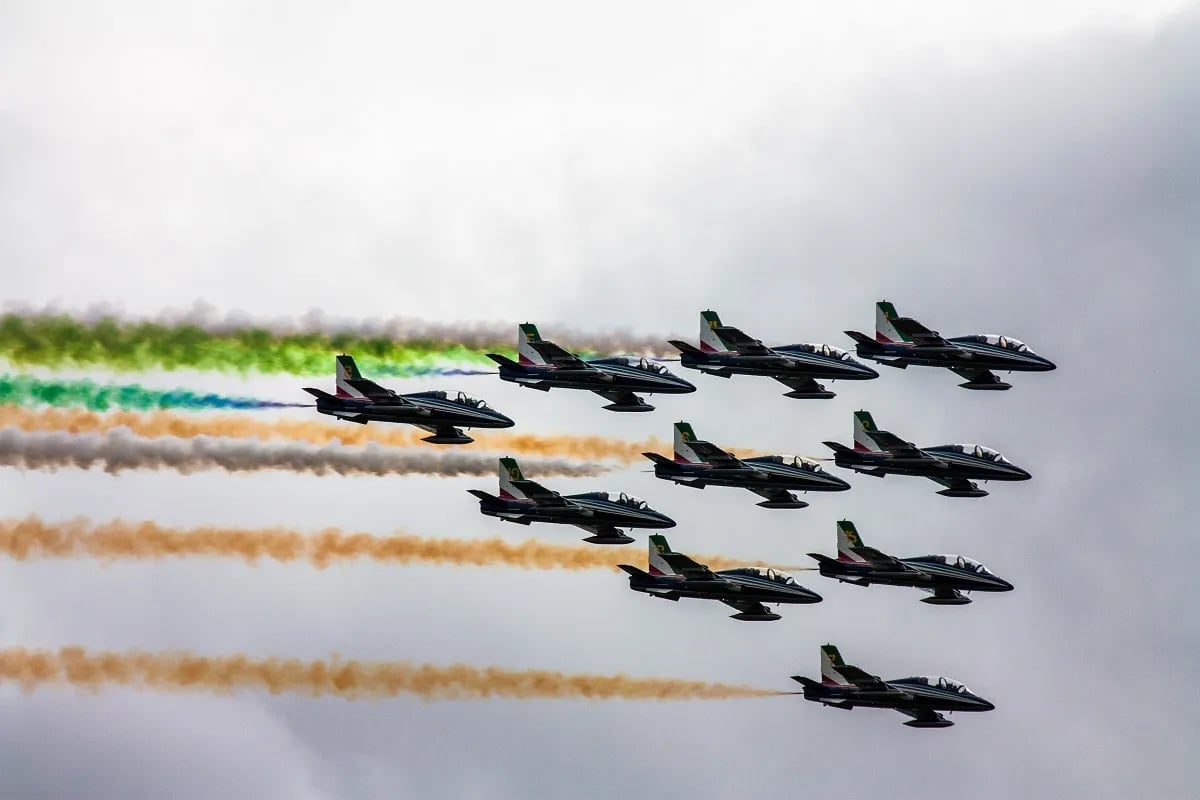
498,457,528,500
853,411,884,452
517,323,547,366
821,644,853,686
647,535,679,576
875,301,910,344
699,310,729,353
836,520,868,563
673,422,704,464
335,355,366,399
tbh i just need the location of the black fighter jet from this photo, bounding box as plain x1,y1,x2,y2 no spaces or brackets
487,324,695,412
303,355,514,444
807,520,1013,605
642,421,849,508
822,410,1030,497
468,457,675,544
791,644,995,728
844,301,1056,390
669,310,878,398
618,534,821,620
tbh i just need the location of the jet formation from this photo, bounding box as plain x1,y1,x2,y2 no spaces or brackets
299,301,1053,729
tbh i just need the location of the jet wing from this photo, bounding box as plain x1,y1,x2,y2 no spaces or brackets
660,551,717,581
345,378,405,402
891,316,955,349
529,340,591,369
871,430,941,463
713,325,772,356
685,440,743,469
509,479,570,506
837,663,896,693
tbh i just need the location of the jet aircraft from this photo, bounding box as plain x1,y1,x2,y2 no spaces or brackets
668,310,878,398
487,324,695,412
791,644,995,728
468,457,675,544
845,301,1056,390
642,421,849,508
618,534,821,620
303,355,513,444
822,410,1030,497
807,521,1013,604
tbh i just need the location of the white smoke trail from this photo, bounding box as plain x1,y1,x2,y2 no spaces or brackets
0,427,604,478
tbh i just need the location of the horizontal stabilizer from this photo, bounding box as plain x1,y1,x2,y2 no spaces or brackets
486,353,522,368
791,676,822,688
642,452,676,467
669,340,706,356
843,330,881,348
617,564,649,578
822,441,855,455
467,489,501,503
302,387,338,400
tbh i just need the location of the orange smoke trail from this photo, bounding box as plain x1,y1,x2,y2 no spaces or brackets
0,516,767,572
0,647,781,701
0,406,681,463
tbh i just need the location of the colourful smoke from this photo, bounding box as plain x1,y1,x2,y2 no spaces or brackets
0,374,306,412
0,647,780,701
0,310,674,375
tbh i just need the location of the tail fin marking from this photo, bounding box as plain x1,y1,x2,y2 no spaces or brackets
821,644,853,687
517,323,547,366
699,310,729,353
647,535,678,577
837,520,869,563
875,301,911,344
498,457,528,500
673,422,704,464
853,411,884,453
335,355,366,399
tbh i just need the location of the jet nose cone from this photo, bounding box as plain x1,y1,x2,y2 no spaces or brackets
978,698,996,711
995,577,1015,592
828,474,853,491
492,412,516,428
1013,466,1032,481
655,514,677,528
855,362,880,379
1038,356,1057,371
675,376,697,393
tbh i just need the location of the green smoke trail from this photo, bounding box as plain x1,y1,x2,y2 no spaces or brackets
0,314,506,376
0,374,310,411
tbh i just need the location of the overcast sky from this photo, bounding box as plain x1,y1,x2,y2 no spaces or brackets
1,2,1197,798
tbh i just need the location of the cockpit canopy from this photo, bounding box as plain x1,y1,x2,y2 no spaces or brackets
918,554,993,575
613,356,671,374
732,567,797,585
454,391,491,409
759,454,825,472
945,443,1011,463
902,676,973,695
967,334,1031,353
790,343,855,361
609,492,648,509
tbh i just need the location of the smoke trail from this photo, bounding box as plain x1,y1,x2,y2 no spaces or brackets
0,647,779,701
0,406,670,464
0,428,603,477
0,306,678,375
0,516,765,572
0,374,308,412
